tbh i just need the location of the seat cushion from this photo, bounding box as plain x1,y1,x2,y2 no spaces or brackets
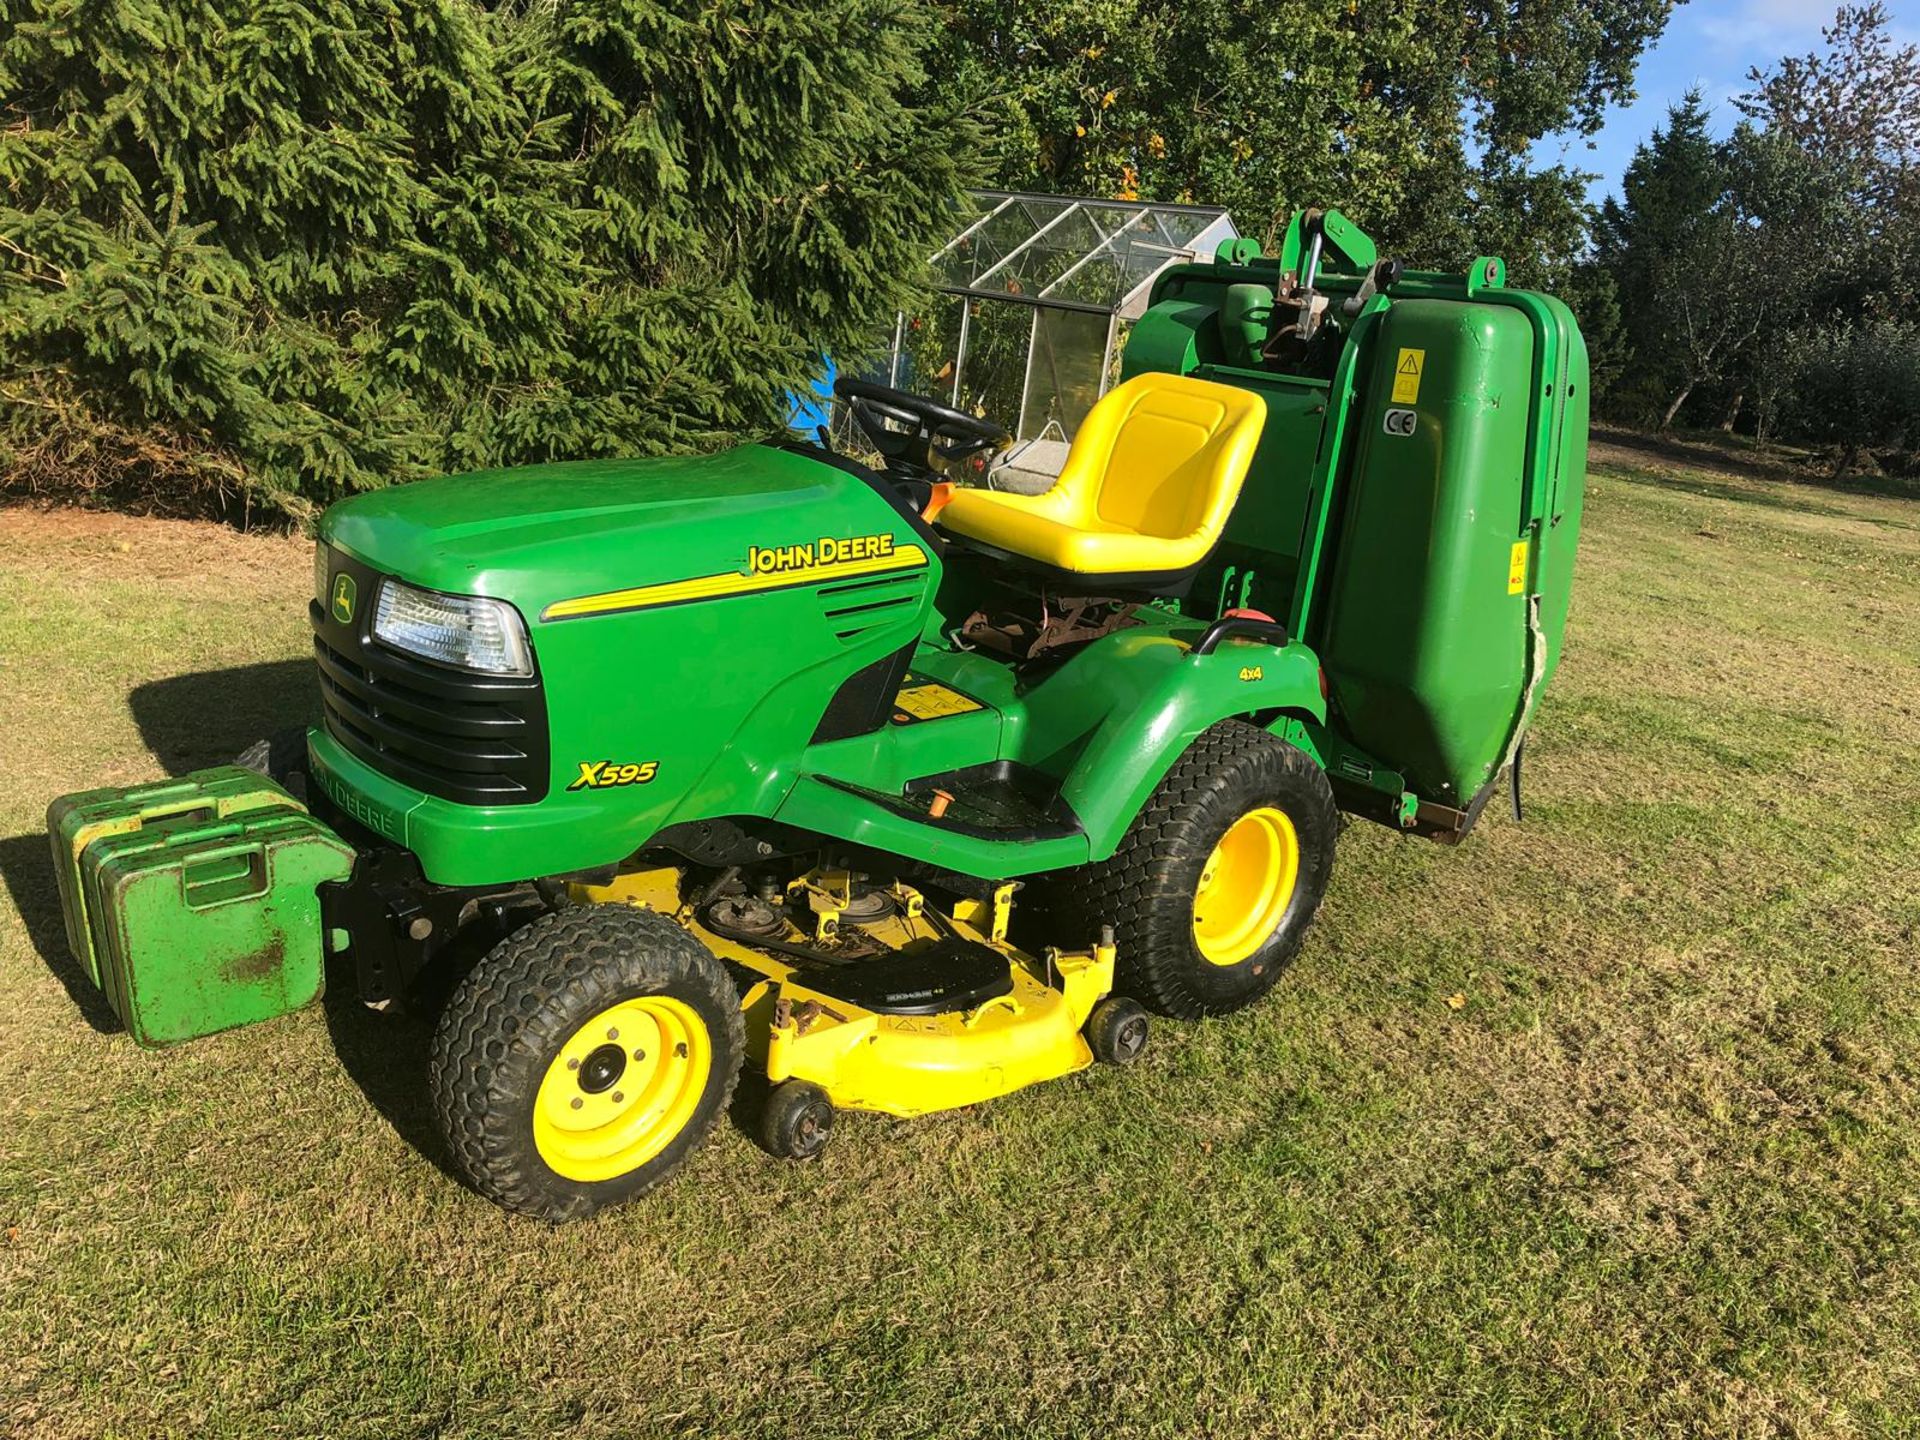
941,489,1178,575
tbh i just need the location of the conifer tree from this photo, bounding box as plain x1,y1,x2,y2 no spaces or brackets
0,0,984,518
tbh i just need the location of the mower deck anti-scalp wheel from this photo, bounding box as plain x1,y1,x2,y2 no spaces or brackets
1046,719,1337,1020
755,1080,835,1161
1084,995,1150,1064
430,905,744,1222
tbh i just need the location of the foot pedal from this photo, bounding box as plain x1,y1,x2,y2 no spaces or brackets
901,760,1081,838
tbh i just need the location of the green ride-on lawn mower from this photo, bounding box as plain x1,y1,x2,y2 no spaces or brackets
48,209,1588,1221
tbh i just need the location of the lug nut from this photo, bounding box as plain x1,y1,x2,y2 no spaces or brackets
607,1028,619,1040
612,1092,624,1103
567,1057,580,1070
633,1049,646,1062
570,1098,583,1110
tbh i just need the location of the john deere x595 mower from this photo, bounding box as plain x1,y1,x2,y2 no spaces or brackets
48,210,1587,1221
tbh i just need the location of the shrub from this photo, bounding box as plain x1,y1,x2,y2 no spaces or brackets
1782,318,1920,475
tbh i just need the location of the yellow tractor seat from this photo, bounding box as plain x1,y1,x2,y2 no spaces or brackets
937,372,1268,586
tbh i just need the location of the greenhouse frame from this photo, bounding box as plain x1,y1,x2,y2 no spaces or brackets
858,191,1239,482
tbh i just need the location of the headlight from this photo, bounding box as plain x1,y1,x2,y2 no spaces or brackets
372,578,534,677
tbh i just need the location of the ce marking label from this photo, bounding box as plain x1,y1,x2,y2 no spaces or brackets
1383,408,1418,437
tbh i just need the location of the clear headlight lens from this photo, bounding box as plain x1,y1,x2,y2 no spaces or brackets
372,578,533,677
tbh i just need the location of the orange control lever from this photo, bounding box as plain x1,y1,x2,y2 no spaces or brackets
921,482,956,524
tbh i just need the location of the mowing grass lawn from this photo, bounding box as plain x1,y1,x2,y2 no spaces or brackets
2,441,1918,1439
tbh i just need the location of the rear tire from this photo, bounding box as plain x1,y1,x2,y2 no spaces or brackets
1048,720,1337,1019
430,905,744,1222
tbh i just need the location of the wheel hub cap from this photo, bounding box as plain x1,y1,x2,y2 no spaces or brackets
577,1042,627,1094
1192,806,1300,967
533,996,712,1182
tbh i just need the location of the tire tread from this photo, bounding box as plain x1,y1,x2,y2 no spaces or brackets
1047,720,1338,1019
429,905,744,1222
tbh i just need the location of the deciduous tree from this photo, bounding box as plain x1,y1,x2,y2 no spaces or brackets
1738,3,1920,316
1595,95,1845,429
926,0,1677,273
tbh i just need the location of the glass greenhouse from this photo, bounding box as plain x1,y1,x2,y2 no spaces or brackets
843,191,1238,487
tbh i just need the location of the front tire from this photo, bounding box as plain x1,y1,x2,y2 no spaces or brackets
1052,720,1338,1019
430,905,744,1222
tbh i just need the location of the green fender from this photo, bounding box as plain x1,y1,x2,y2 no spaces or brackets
1049,631,1326,861
775,627,1327,880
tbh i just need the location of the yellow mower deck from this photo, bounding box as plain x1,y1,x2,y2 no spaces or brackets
569,867,1116,1120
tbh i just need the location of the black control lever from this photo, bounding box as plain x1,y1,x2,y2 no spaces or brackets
1192,616,1291,655
1342,256,1406,317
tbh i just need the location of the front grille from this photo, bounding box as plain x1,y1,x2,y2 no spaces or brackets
311,551,550,805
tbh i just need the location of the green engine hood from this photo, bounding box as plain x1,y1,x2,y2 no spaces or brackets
310,439,946,882
319,442,921,621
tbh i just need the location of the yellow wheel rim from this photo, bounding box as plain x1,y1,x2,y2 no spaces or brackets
533,996,712,1183
1192,806,1300,967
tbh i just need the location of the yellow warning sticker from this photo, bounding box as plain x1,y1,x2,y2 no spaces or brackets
891,675,986,723
1507,539,1529,595
1392,347,1425,404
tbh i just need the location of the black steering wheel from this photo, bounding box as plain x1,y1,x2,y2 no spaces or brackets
833,376,1011,475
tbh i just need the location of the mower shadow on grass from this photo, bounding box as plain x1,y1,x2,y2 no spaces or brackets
0,830,122,1034
126,659,321,778
2,656,320,1036
316,961,475,1190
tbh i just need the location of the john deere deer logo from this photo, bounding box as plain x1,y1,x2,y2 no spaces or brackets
330,572,356,624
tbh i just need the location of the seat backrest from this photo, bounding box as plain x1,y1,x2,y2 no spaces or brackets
1064,373,1265,541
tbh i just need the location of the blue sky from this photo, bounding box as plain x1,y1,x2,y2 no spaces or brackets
1534,0,1919,202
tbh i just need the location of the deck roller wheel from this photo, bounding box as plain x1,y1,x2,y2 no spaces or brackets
1085,996,1150,1065
755,1080,835,1161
